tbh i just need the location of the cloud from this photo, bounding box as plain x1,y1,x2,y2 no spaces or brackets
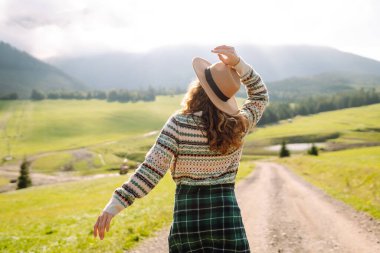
0,0,379,60
0,0,136,57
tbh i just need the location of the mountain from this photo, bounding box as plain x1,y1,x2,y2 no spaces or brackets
0,41,86,98
49,44,380,90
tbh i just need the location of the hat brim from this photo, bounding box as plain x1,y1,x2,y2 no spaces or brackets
192,57,240,116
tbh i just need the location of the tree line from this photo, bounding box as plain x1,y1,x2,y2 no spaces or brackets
0,86,186,102
258,88,380,125
1,87,379,125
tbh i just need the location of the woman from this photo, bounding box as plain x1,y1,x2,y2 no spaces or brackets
94,45,269,252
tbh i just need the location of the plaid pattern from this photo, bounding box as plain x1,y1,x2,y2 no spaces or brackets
168,183,250,252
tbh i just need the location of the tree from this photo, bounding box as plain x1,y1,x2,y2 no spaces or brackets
307,143,319,156
107,90,118,102
94,90,107,100
17,158,32,189
86,91,93,100
279,140,290,158
47,92,60,99
0,92,18,100
30,89,45,100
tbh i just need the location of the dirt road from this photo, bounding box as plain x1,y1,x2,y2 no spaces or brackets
129,162,380,253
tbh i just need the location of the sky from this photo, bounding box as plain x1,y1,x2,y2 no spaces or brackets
0,0,379,61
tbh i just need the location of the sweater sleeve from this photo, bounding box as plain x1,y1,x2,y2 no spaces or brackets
102,114,179,216
233,57,269,134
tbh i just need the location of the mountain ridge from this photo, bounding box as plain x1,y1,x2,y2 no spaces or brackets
0,41,86,98
49,44,380,90
1,41,380,99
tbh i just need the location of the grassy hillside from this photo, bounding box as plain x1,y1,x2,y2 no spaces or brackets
0,160,255,252
276,146,380,219
2,99,379,175
244,103,380,153
0,96,184,159
0,95,240,176
3,99,379,160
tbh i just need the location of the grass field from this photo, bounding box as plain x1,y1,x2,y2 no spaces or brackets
242,103,380,156
0,160,255,252
246,103,380,144
0,97,183,159
2,99,380,173
0,97,252,157
276,146,380,219
2,98,380,251
2,100,380,159
0,97,247,175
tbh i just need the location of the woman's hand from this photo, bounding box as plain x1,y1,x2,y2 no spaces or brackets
211,45,240,67
93,211,114,240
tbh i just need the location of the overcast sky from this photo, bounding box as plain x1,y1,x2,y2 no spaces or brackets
0,0,379,61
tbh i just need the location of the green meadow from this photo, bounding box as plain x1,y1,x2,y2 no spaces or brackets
1,97,380,251
0,96,183,176
0,160,255,253
276,146,380,219
0,96,183,158
244,103,380,155
0,97,250,175
2,99,380,175
247,103,380,142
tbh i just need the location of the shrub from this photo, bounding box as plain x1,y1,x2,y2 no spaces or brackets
308,143,319,156
279,140,290,158
17,158,32,189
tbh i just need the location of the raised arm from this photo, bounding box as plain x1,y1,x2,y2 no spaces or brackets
102,114,179,216
211,45,269,134
233,57,269,134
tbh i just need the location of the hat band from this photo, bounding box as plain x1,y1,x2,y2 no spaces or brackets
205,67,229,102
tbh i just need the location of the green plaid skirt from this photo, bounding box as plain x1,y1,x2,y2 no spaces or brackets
168,183,250,252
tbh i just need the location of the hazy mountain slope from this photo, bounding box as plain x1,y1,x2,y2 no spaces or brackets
0,41,86,98
50,44,380,90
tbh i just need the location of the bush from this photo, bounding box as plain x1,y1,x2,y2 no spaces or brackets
17,158,32,189
308,143,319,156
279,140,290,158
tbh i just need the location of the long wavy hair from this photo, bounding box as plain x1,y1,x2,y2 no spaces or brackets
180,80,248,154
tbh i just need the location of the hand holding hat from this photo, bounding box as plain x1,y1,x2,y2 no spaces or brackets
211,45,240,67
192,45,245,116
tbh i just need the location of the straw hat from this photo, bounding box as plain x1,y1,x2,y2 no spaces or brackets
192,57,241,116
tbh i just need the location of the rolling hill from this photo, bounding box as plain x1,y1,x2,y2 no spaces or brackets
49,44,380,90
0,41,86,98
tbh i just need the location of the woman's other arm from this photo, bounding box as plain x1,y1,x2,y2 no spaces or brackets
103,114,179,216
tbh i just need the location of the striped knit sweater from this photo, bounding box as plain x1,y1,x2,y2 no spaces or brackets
103,58,269,216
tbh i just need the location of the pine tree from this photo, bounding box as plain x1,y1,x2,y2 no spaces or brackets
17,158,32,189
279,140,290,158
308,143,319,156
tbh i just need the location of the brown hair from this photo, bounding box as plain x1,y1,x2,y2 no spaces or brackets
180,80,248,154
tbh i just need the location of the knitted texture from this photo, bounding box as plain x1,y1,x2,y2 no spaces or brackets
103,64,269,216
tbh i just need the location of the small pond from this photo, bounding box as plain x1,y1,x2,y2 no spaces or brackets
264,142,326,152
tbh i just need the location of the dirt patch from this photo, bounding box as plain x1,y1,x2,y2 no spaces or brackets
0,170,119,193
